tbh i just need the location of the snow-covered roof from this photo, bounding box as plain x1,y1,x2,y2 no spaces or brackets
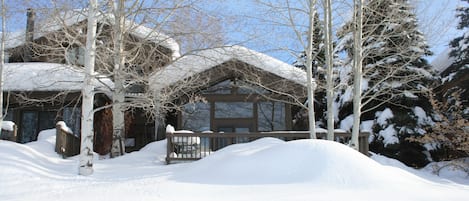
2,9,180,59
3,62,113,92
431,48,455,73
150,45,308,91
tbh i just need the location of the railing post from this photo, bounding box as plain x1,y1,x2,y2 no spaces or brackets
166,131,173,164
55,124,62,155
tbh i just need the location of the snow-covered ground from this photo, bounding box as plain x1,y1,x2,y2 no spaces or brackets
0,129,468,201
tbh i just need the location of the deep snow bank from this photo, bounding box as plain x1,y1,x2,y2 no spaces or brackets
173,138,429,187
0,129,78,178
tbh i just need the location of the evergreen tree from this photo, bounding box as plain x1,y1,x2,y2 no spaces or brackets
444,0,469,120
336,0,437,167
295,12,325,78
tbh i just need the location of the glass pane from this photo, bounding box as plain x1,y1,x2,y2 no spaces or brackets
66,47,85,66
38,111,57,132
258,102,286,131
21,112,38,143
235,127,250,133
181,102,210,131
202,80,232,94
3,108,14,121
63,107,81,136
237,80,269,94
218,127,233,132
215,102,253,118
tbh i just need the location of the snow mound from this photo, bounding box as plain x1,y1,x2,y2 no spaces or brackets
422,158,469,185
1,121,15,131
174,138,426,186
0,130,77,178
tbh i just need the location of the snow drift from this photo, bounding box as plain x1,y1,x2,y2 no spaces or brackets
174,138,429,187
0,131,468,201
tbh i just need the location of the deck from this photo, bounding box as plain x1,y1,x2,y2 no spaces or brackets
166,131,370,164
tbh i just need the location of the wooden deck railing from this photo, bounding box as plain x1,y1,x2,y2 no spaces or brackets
166,131,369,164
55,122,80,158
0,124,18,142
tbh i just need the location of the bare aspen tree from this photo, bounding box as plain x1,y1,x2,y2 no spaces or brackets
0,0,5,138
109,0,126,157
79,0,98,176
323,0,334,140
306,0,317,139
350,0,363,151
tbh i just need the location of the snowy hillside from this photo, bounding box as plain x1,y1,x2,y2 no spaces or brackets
0,130,468,201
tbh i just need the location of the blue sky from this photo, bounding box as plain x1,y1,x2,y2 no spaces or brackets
1,0,465,63
207,0,464,64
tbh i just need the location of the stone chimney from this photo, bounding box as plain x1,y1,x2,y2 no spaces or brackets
24,8,35,62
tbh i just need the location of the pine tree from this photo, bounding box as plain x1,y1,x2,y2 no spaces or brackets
443,0,469,120
336,0,437,167
295,12,325,78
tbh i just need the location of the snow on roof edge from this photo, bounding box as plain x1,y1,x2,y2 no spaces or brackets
149,45,308,91
2,9,180,59
3,62,113,92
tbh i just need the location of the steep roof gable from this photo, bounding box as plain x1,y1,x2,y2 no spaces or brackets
3,9,180,59
149,45,308,91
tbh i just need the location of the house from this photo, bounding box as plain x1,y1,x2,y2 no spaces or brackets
148,46,369,163
2,62,112,143
149,46,308,137
2,9,369,158
2,9,180,154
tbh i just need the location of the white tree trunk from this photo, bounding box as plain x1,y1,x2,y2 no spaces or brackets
324,0,334,140
351,0,364,151
0,0,5,138
110,0,126,157
306,0,317,139
79,0,98,176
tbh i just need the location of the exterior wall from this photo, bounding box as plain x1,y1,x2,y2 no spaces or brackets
3,91,82,143
2,92,113,145
7,22,173,74
4,18,175,153
158,60,306,135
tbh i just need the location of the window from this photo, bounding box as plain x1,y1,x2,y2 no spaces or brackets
3,108,15,121
237,80,269,94
20,111,57,143
202,80,232,94
21,112,38,143
66,46,85,66
180,78,289,133
258,102,286,131
215,102,253,118
63,107,81,136
181,102,210,131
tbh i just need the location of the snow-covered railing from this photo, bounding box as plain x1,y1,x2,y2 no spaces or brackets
165,129,369,164
55,121,80,158
0,121,17,141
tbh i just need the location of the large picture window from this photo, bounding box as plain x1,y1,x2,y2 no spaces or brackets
180,78,289,133
258,102,286,131
181,102,210,131
214,102,253,118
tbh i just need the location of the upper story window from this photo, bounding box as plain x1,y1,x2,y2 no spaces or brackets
202,78,269,95
66,46,85,66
